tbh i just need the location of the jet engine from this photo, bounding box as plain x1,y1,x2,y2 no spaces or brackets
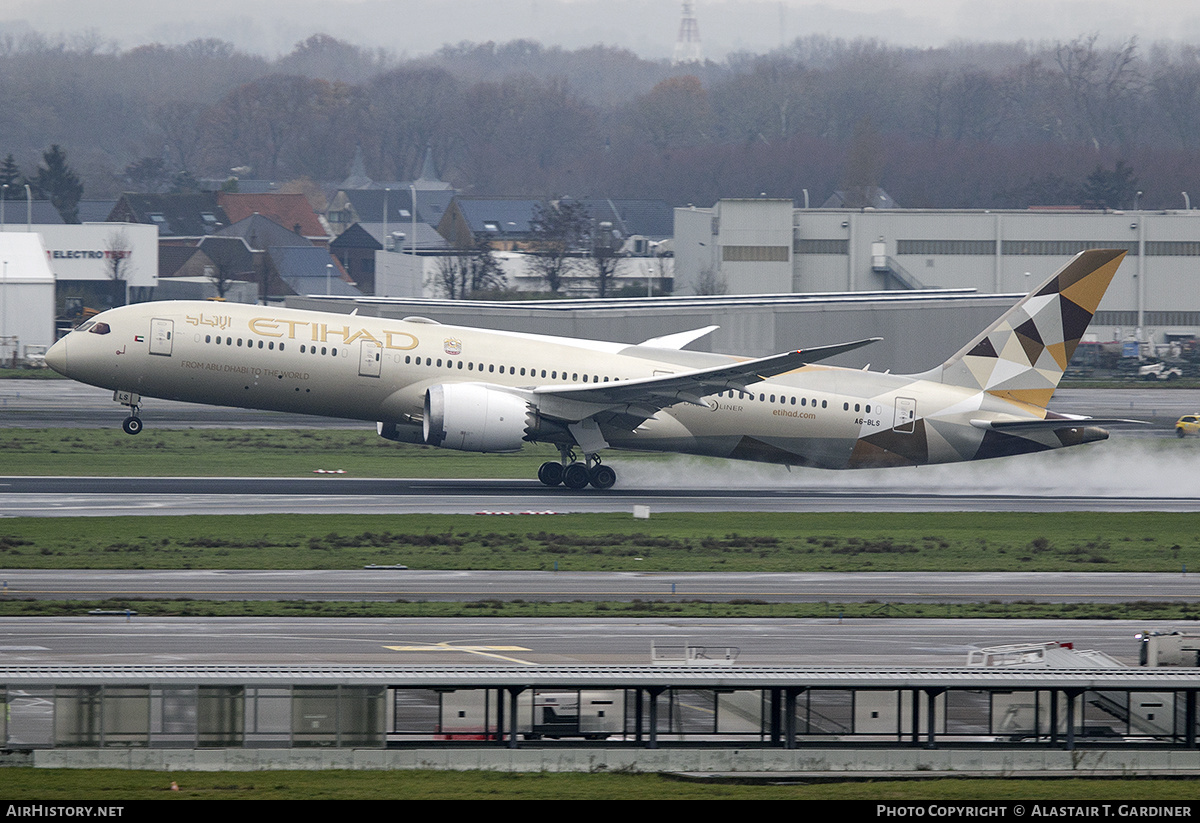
423,383,533,453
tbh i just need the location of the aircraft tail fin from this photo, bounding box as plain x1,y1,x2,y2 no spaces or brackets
925,248,1126,409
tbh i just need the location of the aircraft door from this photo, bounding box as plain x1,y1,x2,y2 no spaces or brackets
149,319,173,356
358,339,382,377
893,397,916,433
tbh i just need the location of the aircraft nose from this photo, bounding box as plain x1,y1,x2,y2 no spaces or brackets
45,336,68,375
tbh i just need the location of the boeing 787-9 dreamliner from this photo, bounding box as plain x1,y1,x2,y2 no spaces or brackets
45,248,1132,490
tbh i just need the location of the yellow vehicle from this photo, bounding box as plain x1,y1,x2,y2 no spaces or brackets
1176,414,1200,437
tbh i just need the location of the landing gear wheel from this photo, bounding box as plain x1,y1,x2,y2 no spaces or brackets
588,464,616,490
537,461,564,486
121,416,143,436
562,462,591,490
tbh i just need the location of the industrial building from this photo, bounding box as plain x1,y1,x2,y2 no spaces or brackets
0,223,158,364
674,199,1200,352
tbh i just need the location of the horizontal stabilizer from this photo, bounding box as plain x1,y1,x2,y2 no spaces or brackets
970,416,1149,432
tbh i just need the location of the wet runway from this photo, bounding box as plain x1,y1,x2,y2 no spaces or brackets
0,616,1153,667
3,568,1196,604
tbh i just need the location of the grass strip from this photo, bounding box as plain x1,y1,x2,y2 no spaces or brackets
0,427,567,477
1,597,1197,620
1,511,1197,572
0,769,1196,800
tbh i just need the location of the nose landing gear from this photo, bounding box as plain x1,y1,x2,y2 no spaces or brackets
537,448,617,490
114,390,143,435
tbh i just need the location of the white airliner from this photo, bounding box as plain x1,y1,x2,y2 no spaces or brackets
45,248,1132,489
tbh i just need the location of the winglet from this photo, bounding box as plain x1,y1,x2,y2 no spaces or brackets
640,325,719,350
799,337,881,364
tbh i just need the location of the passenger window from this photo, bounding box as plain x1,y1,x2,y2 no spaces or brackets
205,335,211,344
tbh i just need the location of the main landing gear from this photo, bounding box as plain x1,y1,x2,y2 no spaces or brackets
121,414,143,435
538,448,616,490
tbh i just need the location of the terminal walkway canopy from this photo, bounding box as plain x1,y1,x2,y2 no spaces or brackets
3,665,1198,751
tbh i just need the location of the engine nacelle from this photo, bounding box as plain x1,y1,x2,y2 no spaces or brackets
423,383,532,453
376,421,424,444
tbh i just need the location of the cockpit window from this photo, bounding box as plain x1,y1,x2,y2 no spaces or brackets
75,321,95,333
88,322,111,335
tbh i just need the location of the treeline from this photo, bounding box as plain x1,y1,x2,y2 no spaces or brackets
4,31,1200,209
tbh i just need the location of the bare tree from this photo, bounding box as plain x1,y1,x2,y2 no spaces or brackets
583,219,621,297
198,237,253,300
1054,35,1143,150
528,200,589,294
104,229,132,305
695,266,727,295
525,201,590,295
432,240,505,299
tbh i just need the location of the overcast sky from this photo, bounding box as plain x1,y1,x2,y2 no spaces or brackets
4,0,1199,60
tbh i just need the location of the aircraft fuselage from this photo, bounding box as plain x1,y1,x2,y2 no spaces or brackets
45,299,1106,473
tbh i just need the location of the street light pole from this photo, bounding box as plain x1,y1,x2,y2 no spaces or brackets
326,263,332,296
383,188,390,251
24,184,31,230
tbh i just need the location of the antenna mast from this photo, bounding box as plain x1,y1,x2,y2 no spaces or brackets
672,0,703,65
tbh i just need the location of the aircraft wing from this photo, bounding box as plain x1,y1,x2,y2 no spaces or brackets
531,337,879,422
